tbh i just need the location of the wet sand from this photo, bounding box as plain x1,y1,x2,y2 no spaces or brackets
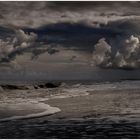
45,89,140,120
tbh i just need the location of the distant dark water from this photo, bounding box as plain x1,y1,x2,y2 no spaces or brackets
0,118,140,138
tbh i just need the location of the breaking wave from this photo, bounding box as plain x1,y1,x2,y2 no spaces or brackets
0,101,60,122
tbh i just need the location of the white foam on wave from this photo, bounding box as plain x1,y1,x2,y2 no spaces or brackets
49,92,89,99
69,80,140,91
0,102,60,122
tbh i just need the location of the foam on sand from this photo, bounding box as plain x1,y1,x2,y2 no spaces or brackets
0,101,61,122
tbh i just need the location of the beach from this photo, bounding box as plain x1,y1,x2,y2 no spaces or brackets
0,82,140,138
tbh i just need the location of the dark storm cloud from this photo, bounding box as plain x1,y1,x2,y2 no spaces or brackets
49,1,139,10
31,47,59,60
23,22,125,50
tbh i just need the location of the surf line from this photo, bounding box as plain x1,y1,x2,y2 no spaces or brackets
0,102,61,122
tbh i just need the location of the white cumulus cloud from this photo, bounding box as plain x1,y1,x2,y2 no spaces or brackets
92,35,140,69
0,29,37,64
91,38,111,66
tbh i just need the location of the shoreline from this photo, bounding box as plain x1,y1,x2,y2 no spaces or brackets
0,101,60,122
0,88,140,122
0,87,140,138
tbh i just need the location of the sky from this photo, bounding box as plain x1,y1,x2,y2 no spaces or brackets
0,1,140,82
